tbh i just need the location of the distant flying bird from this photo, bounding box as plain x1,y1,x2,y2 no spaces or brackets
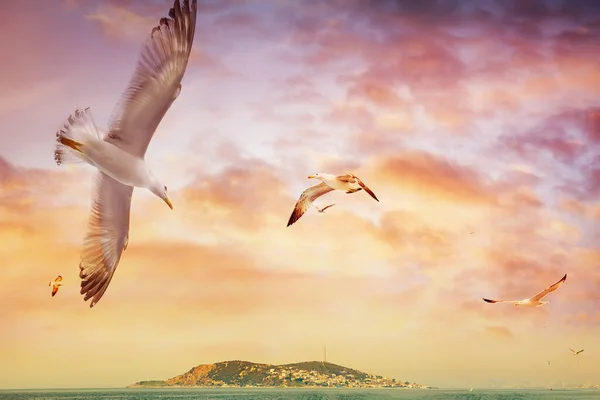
53,0,198,308
49,276,63,297
570,348,584,355
548,361,551,365
287,173,379,227
313,203,336,213
470,232,474,235
482,274,567,307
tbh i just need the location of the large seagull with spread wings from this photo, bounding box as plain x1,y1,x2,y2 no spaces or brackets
53,0,197,307
482,274,567,307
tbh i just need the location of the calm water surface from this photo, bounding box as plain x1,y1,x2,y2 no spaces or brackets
0,388,598,400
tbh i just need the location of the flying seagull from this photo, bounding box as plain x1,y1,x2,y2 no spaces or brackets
313,203,336,213
53,0,198,308
49,276,64,297
570,348,584,355
482,273,567,307
287,173,379,227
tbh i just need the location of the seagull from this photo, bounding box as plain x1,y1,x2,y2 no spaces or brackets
570,348,584,355
287,173,379,227
313,203,336,213
49,276,63,297
53,0,197,308
482,273,567,307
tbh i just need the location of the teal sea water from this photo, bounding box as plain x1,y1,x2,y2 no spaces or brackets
0,388,598,400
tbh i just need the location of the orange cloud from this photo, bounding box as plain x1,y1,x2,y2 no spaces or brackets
369,150,499,206
179,160,291,232
346,80,406,109
558,196,600,220
484,326,514,340
375,210,456,270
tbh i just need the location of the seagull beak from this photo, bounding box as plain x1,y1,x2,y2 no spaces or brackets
308,175,315,179
164,195,173,210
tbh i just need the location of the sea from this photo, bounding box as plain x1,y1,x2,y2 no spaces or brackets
0,388,598,400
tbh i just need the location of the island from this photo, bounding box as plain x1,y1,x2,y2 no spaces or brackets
128,360,429,389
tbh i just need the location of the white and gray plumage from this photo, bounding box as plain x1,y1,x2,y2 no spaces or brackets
482,274,567,308
313,203,336,213
570,348,584,355
53,0,197,308
287,172,379,227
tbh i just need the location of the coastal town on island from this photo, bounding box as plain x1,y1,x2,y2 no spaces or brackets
218,364,429,389
129,360,432,389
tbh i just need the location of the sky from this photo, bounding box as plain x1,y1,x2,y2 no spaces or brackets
1,0,600,390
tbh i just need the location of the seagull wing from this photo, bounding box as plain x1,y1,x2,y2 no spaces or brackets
320,203,336,212
570,348,577,354
51,285,59,297
482,298,519,304
55,275,63,282
530,274,567,301
287,182,335,227
578,349,584,354
354,175,379,202
106,0,198,158
78,172,133,308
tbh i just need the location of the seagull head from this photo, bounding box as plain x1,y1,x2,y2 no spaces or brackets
308,172,330,181
149,179,173,210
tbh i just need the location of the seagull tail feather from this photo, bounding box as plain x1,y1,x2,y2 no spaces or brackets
54,107,100,166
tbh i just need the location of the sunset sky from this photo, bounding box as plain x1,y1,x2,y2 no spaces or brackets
2,0,600,390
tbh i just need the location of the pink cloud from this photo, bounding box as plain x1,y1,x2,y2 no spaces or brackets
371,150,500,206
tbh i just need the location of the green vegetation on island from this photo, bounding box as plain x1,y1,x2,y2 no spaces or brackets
127,360,428,389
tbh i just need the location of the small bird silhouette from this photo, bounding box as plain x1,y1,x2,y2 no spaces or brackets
49,276,64,297
570,348,584,355
313,203,336,213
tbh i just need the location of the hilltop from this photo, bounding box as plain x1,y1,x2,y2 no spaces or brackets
128,360,428,389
